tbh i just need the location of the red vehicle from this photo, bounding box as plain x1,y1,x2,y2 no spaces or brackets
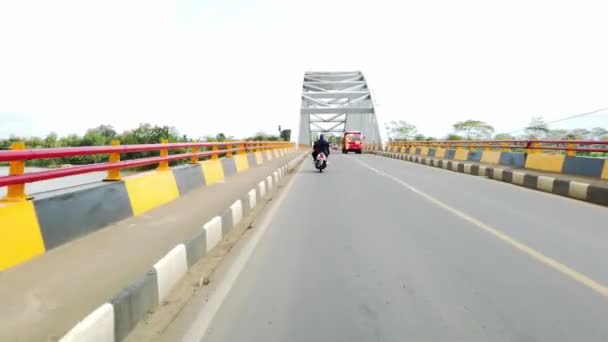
341,131,363,154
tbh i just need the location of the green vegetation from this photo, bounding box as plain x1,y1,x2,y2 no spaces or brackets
385,117,608,142
0,123,291,168
384,117,607,157
452,120,495,140
385,120,417,141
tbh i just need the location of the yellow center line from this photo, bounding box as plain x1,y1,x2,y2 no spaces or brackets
352,156,608,298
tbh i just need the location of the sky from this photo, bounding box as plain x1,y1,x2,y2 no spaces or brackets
1,0,607,141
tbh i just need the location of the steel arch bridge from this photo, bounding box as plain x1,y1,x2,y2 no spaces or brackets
298,71,382,147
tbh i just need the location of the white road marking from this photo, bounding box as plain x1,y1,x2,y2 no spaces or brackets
181,161,304,342
351,156,608,298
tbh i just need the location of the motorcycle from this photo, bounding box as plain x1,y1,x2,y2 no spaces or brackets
314,152,327,173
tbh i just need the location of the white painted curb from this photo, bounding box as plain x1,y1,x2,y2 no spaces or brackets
248,189,257,209
203,216,223,252
230,200,243,226
154,244,188,302
258,181,266,198
59,303,114,342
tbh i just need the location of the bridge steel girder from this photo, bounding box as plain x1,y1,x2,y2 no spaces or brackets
298,71,382,146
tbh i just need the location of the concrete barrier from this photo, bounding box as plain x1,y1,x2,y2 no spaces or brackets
372,151,608,207
124,170,180,216
0,149,292,271
454,149,469,161
562,156,605,178
498,152,525,167
59,151,304,342
385,147,608,180
0,201,45,270
467,150,483,162
435,148,446,159
525,154,565,173
480,151,501,165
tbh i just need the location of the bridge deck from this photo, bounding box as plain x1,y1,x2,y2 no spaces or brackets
182,153,608,342
0,153,297,341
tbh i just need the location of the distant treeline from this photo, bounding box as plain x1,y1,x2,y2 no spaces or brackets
0,123,291,168
385,117,608,142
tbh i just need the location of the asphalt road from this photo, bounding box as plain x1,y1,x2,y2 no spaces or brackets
196,153,608,342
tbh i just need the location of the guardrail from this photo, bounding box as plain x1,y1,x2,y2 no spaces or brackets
363,143,383,152
0,140,293,201
386,140,608,154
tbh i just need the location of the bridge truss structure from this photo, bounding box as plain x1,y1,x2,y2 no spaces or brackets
298,71,382,146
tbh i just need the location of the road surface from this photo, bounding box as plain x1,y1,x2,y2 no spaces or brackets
192,153,608,342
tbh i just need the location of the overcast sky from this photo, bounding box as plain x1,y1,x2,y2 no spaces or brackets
1,0,607,141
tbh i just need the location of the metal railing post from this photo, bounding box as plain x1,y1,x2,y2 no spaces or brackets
211,145,219,160
158,139,170,171
2,142,28,202
566,139,575,157
226,144,233,157
105,140,122,181
190,144,200,164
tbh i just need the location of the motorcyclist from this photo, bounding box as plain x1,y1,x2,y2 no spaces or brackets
312,134,330,161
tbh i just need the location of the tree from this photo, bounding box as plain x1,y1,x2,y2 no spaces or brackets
384,120,417,141
414,134,426,141
446,133,464,140
280,129,291,141
120,123,182,145
452,120,494,139
215,133,228,142
545,129,567,140
87,125,117,141
118,123,185,166
247,131,279,141
590,127,608,140
81,130,107,147
494,133,516,140
44,132,58,147
566,128,591,140
327,135,341,146
524,117,549,138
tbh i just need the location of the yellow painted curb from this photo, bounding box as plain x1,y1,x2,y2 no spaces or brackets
234,154,249,173
525,154,565,173
454,149,469,161
201,159,225,185
435,148,446,159
125,171,180,216
481,151,501,165
0,201,46,270
255,152,264,165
